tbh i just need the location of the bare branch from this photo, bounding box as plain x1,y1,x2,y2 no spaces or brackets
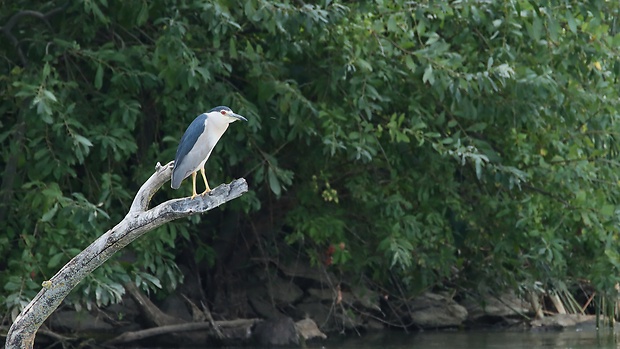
104,318,259,345
124,281,182,327
128,161,175,214
5,162,248,349
0,3,69,66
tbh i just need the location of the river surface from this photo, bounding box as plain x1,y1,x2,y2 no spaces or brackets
303,329,620,349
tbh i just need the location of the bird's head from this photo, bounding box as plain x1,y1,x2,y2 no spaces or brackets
207,106,247,123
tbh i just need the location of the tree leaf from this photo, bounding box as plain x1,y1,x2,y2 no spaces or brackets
95,64,103,90
422,64,434,85
267,167,281,196
47,252,64,269
405,55,416,72
566,10,577,34
601,204,615,217
74,134,93,148
41,204,59,223
42,90,57,103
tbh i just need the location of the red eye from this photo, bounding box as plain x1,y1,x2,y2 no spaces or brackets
220,110,226,115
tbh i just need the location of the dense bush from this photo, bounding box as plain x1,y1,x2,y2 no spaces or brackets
2,0,620,320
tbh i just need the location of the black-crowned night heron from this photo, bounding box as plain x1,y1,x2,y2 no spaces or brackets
171,106,247,199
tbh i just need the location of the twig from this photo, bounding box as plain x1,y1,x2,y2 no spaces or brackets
200,300,224,339
36,328,73,342
521,184,572,208
582,292,596,313
104,323,211,345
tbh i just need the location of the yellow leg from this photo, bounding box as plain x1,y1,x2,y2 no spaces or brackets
191,172,198,199
200,167,211,195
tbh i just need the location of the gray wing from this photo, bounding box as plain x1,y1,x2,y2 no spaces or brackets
171,113,208,189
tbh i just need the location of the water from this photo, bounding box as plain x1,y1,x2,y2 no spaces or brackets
306,329,620,349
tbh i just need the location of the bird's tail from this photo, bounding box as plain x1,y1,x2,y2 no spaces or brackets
170,172,182,189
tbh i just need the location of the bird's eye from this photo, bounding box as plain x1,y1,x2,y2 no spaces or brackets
220,110,227,115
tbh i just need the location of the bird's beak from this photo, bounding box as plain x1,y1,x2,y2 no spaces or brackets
233,113,247,122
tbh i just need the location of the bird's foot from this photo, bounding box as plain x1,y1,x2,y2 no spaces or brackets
191,192,198,200
200,189,211,196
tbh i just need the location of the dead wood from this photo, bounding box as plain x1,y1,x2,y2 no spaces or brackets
201,300,224,339
104,318,260,345
5,161,248,349
124,282,182,327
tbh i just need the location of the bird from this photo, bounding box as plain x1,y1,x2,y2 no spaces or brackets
171,106,247,199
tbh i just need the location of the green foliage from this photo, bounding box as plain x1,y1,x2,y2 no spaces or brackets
2,0,620,320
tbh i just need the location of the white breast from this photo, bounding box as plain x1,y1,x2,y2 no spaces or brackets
195,116,230,169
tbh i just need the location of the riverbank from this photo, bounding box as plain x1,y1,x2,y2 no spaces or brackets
9,259,603,348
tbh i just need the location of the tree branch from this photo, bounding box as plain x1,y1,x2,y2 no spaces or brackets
5,161,248,349
0,120,25,224
0,4,69,66
104,318,259,345
124,281,182,327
